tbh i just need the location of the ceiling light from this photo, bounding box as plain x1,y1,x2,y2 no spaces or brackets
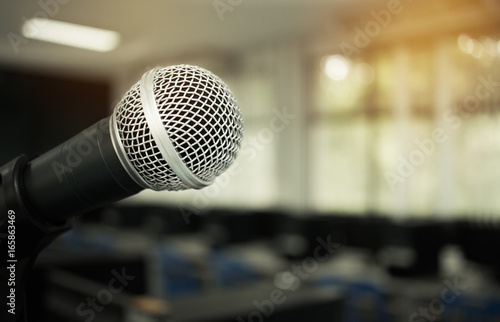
457,34,474,55
324,55,350,81
22,18,120,52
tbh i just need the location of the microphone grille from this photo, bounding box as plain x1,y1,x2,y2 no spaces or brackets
113,65,244,191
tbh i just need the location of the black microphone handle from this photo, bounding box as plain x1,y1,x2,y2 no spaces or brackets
22,117,143,223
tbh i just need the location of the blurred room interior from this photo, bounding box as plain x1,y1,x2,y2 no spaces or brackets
1,0,500,321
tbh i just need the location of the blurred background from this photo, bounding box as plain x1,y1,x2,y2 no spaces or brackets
1,0,500,321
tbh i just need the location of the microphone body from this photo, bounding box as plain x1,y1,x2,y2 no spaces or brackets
13,64,243,223
0,64,243,321
22,117,142,223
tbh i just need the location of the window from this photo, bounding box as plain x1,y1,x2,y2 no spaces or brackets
309,34,500,219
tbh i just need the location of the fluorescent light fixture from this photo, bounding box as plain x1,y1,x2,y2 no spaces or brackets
22,18,120,52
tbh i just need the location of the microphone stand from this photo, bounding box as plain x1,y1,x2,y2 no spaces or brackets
0,155,74,322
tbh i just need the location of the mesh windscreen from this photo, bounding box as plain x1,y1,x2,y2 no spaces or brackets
114,65,244,191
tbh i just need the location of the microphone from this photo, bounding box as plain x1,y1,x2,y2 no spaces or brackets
16,64,244,223
0,65,243,321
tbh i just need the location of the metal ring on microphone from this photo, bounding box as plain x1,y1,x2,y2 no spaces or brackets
139,68,211,189
109,113,151,189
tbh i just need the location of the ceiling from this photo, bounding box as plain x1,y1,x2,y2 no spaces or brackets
1,0,499,80
0,0,359,79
